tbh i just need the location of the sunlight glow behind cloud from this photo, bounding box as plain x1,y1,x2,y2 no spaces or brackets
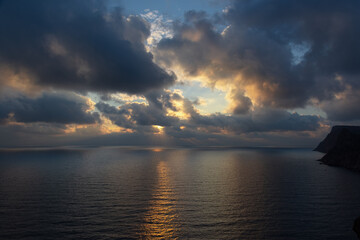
1,0,359,147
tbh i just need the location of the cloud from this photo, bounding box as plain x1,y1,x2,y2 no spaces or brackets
155,0,360,120
0,0,175,94
156,10,307,109
96,88,322,135
226,0,360,77
227,90,253,114
0,87,324,148
0,91,100,124
140,9,174,47
320,88,360,122
1,0,356,148
95,90,180,129
187,107,322,134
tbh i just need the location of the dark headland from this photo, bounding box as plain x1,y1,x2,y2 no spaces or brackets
315,126,360,239
314,125,360,171
354,217,360,239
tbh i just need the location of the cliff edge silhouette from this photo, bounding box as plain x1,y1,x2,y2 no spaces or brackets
314,126,360,171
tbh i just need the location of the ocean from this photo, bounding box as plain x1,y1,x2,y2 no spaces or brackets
0,147,359,239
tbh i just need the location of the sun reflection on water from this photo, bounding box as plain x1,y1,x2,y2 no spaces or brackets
139,160,179,239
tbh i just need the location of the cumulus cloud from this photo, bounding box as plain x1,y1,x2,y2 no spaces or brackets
0,87,324,147
96,89,181,129
227,90,253,114
155,0,360,120
189,108,321,134
320,88,360,122
0,91,99,124
183,98,322,134
1,0,357,148
140,9,174,47
156,10,306,108
96,88,322,135
0,0,175,94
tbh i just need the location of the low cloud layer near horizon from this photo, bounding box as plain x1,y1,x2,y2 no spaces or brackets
0,0,359,147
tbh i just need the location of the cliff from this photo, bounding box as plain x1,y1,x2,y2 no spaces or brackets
354,217,360,239
314,126,360,171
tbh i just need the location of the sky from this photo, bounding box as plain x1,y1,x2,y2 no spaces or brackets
1,0,360,148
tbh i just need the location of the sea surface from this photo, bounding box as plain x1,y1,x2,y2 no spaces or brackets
0,147,359,239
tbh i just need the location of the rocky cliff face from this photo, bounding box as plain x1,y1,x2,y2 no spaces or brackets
314,126,360,172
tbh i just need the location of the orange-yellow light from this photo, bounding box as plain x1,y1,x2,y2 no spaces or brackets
152,125,164,135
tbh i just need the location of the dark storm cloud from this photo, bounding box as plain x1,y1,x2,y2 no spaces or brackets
227,0,360,75
187,106,321,134
321,91,360,122
156,10,310,108
0,0,175,93
0,92,99,124
156,0,360,120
